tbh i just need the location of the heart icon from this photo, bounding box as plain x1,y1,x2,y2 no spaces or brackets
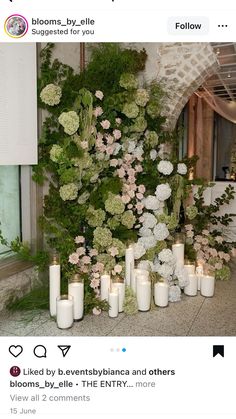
9,345,23,358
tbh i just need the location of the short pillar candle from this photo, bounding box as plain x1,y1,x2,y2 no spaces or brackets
201,274,215,297
112,278,125,313
56,295,74,329
154,282,169,307
172,233,185,269
136,276,151,311
108,288,119,318
184,274,198,296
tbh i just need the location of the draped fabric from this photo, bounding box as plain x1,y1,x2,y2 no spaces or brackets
196,91,236,124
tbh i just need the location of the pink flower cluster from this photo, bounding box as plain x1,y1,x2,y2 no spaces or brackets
95,130,122,156
184,225,231,270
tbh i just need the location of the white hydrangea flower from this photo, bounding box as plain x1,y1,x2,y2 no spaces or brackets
177,163,188,175
133,243,146,259
142,213,157,229
142,195,161,211
175,267,189,288
150,149,158,161
139,227,153,237
138,235,157,250
133,146,144,159
137,260,151,271
153,262,174,280
157,160,174,175
128,140,136,153
158,249,176,265
169,285,181,302
40,84,62,106
153,223,169,241
155,183,172,201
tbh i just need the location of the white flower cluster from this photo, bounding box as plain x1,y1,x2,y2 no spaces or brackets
142,195,162,211
155,183,172,201
58,111,80,135
157,160,173,175
169,285,181,302
158,249,175,265
153,262,174,280
153,223,169,241
175,267,190,288
177,163,187,175
142,212,157,229
133,243,146,259
40,84,62,106
150,150,158,161
138,235,157,250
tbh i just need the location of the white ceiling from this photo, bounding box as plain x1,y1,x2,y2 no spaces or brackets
203,43,236,101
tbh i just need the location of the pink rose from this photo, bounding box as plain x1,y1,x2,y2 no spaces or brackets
117,168,126,178
121,194,131,204
136,202,144,211
128,190,135,198
127,204,133,209
115,118,122,125
93,106,103,117
194,243,201,251
113,129,122,140
108,246,119,257
75,236,85,244
95,90,104,100
100,120,111,130
138,184,146,194
110,159,119,167
106,135,114,145
186,230,194,238
89,249,98,257
135,164,143,173
215,236,223,244
93,307,102,316
215,262,223,270
124,154,133,163
69,253,79,265
185,224,193,231
114,264,122,274
136,192,144,200
127,168,135,177
223,253,230,262
97,132,103,141
81,265,89,273
81,256,91,265
76,247,86,256
90,278,100,289
106,144,116,155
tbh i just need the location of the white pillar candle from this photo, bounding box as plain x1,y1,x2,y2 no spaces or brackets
196,265,204,291
56,295,73,329
125,245,134,287
112,283,125,312
108,289,119,318
136,277,151,311
100,273,111,301
172,243,185,269
184,274,198,296
154,282,169,307
201,275,215,297
49,260,61,317
133,269,149,293
68,282,84,321
184,264,195,275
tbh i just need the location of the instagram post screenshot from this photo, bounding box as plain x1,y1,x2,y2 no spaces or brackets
0,1,236,418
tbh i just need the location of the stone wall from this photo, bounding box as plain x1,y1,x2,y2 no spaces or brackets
127,42,219,130
0,267,38,312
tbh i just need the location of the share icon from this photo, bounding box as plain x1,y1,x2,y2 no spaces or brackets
58,345,71,357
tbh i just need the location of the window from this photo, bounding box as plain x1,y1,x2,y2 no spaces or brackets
0,166,21,258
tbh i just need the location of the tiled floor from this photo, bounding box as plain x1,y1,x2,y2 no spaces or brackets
1,272,236,336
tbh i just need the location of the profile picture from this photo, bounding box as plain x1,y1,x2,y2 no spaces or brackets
4,14,28,38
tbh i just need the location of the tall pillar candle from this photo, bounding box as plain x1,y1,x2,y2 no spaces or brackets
68,274,84,321
154,282,169,307
112,279,125,312
125,245,134,287
49,253,61,317
196,263,204,291
184,274,198,296
100,273,111,301
201,275,215,297
108,288,119,318
56,295,73,329
172,243,184,269
136,276,151,311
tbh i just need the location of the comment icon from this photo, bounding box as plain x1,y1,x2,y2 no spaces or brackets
33,345,47,358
